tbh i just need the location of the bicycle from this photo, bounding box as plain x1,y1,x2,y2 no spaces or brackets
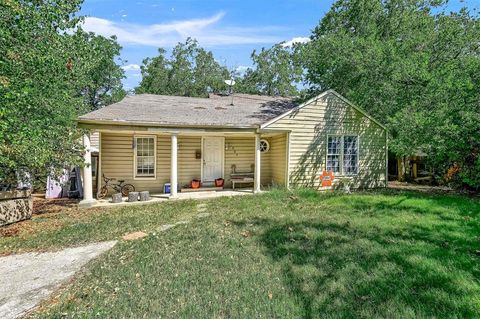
97,174,135,199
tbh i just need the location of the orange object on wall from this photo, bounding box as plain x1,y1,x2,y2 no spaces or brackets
320,170,335,187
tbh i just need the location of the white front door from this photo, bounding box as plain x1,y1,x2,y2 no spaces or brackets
202,137,224,182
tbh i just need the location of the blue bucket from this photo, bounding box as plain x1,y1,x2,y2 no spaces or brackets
164,183,171,194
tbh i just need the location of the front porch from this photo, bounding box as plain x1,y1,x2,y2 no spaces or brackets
79,128,289,207
92,188,255,208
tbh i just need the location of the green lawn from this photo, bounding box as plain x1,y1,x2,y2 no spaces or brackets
4,189,480,318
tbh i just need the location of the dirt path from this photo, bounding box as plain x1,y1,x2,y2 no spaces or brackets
0,241,116,319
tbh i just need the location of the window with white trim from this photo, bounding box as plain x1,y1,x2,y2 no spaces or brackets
326,136,342,173
326,135,359,175
259,139,270,153
343,136,358,175
135,136,156,178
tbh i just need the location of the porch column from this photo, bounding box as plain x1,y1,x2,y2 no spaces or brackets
170,133,178,198
79,133,96,207
254,133,261,193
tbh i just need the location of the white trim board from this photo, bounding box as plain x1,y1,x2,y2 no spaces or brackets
97,131,102,196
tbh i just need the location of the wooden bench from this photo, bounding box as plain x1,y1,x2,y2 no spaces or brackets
230,172,254,190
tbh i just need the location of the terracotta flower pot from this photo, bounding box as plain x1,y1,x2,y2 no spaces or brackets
191,179,201,189
215,178,224,187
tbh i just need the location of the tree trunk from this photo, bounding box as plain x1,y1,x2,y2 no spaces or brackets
397,157,407,182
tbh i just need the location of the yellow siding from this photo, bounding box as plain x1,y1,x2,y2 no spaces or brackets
260,137,272,186
101,133,170,193
224,137,255,188
266,92,386,189
178,137,201,187
101,134,202,193
269,134,287,186
90,132,100,151
101,134,283,192
222,136,286,188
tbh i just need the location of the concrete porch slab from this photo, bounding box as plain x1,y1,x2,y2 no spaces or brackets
180,186,223,193
168,189,253,200
92,188,254,208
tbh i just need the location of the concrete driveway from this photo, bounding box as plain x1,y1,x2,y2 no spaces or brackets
0,241,116,319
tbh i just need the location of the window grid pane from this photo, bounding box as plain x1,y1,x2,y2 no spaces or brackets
343,136,358,175
136,137,155,177
326,136,342,173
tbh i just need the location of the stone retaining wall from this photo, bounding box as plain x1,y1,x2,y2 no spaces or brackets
0,190,33,227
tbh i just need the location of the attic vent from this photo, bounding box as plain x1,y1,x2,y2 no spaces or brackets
194,106,206,109
215,106,227,110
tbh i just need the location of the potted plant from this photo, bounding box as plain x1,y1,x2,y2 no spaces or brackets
215,178,224,187
191,179,201,189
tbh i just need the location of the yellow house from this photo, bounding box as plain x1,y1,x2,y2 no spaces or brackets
77,90,387,206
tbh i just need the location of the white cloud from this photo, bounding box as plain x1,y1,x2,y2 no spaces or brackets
235,65,251,74
82,12,283,47
122,64,141,71
281,36,311,48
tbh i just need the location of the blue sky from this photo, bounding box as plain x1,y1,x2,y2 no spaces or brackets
79,0,479,90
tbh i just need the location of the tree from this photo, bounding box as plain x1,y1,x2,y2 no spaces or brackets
0,0,126,185
136,48,170,95
72,31,126,110
235,44,303,96
136,38,230,97
301,0,480,189
193,49,229,97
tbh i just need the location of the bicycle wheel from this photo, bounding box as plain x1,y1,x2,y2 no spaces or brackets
97,186,108,199
121,184,135,196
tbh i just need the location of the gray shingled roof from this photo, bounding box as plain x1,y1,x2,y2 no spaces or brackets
78,93,297,128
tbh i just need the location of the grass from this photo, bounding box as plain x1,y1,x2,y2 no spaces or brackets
2,188,480,318
0,200,197,254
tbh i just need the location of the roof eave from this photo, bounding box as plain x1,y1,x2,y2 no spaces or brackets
77,118,260,130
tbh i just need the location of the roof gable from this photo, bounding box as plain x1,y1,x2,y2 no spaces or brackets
261,90,387,131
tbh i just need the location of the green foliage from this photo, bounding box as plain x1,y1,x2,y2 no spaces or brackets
137,39,303,98
136,38,230,97
0,0,125,185
71,31,126,110
301,0,480,189
235,44,303,96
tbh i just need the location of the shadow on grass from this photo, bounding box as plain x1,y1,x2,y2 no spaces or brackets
239,191,480,318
